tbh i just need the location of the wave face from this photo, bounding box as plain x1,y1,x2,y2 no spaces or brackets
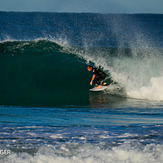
0,12,163,106
0,40,90,106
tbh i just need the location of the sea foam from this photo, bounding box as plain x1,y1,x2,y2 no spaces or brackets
2,143,163,163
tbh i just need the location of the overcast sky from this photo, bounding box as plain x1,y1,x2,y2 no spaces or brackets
0,0,163,13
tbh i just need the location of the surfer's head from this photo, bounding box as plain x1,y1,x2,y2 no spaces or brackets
87,65,93,71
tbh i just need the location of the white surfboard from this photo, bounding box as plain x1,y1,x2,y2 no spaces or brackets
89,85,109,92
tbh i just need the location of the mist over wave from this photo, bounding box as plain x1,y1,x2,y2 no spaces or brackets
1,39,163,105
0,12,163,105
63,41,163,101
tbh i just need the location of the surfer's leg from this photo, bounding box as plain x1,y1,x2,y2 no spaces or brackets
94,76,101,85
94,76,102,88
95,75,106,85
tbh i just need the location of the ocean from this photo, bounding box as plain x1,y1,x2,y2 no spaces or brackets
0,12,163,162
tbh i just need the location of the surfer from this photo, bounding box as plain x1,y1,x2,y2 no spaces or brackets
87,65,107,89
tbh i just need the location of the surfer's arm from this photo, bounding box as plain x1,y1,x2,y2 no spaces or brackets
90,74,95,85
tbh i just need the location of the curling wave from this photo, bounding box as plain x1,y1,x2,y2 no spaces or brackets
0,39,163,107
0,40,91,107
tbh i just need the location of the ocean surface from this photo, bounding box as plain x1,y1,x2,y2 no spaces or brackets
0,12,163,162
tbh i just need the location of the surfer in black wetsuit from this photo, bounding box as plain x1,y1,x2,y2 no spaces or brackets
87,65,107,89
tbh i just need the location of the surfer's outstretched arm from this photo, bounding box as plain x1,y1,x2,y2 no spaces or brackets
90,74,95,85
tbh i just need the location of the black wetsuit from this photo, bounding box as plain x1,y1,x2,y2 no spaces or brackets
92,68,106,85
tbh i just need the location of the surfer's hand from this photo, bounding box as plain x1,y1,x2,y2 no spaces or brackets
90,81,93,85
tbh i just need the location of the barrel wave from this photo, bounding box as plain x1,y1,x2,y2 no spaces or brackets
0,13,163,163
0,40,90,107
0,13,163,107
1,39,163,107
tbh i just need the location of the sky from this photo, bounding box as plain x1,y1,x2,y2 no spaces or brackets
0,0,163,13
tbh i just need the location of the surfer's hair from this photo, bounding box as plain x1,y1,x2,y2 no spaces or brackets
87,65,93,68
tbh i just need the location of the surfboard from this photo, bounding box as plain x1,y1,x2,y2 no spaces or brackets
89,85,109,92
